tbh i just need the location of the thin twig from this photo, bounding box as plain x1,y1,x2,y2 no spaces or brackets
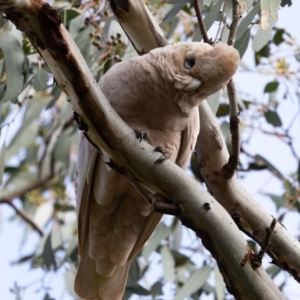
0,173,54,236
193,0,211,44
0,199,44,236
227,0,241,46
222,0,242,179
0,174,53,202
251,218,277,269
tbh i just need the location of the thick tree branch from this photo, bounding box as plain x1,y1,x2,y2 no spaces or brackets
196,101,300,282
0,0,294,299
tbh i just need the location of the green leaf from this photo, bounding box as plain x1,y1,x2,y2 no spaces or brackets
264,81,279,93
281,0,292,7
151,281,163,296
160,3,186,27
160,245,175,281
207,92,220,115
42,233,57,270
32,69,49,91
214,266,225,300
0,29,25,102
236,2,260,40
273,29,285,45
59,8,81,25
174,265,211,300
216,103,230,117
142,222,170,260
252,17,275,52
255,154,285,180
266,193,286,210
171,250,190,266
264,110,282,127
6,94,51,160
0,142,5,185
234,28,250,58
193,0,223,41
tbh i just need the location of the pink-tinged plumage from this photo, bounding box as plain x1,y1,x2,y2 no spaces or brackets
74,42,239,300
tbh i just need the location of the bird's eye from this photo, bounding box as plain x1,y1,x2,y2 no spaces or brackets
184,59,195,70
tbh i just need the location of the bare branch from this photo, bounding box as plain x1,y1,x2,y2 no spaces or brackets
0,199,44,236
193,0,211,44
222,0,243,179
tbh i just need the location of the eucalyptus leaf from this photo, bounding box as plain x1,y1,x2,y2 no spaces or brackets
0,30,25,102
0,142,6,185
42,233,57,270
236,2,260,40
264,110,282,127
160,245,175,281
32,69,49,91
252,17,275,52
214,266,225,300
234,28,250,58
207,92,220,115
142,222,170,260
264,81,279,93
193,0,223,41
160,3,186,27
174,265,211,300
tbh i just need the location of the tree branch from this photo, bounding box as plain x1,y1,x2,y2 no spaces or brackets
222,0,242,179
0,200,44,236
0,0,296,298
193,0,211,44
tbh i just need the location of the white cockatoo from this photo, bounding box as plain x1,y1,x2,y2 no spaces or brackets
74,42,239,300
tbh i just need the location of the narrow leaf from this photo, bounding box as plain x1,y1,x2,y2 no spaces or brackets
174,265,211,300
255,154,285,180
161,3,186,27
0,142,5,185
236,2,260,40
142,222,170,260
207,92,220,115
160,245,175,281
252,17,275,52
0,30,25,102
214,266,225,300
234,28,251,58
42,233,57,270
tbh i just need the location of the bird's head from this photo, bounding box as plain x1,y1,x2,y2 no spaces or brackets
147,42,240,113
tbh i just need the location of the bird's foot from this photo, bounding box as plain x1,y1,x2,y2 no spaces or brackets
154,145,170,164
135,130,148,143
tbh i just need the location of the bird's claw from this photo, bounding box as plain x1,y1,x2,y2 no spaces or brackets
135,130,148,142
154,145,170,164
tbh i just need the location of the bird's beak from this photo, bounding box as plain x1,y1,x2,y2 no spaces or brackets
182,78,202,92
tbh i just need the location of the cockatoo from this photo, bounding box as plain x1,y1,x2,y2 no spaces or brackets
74,42,239,300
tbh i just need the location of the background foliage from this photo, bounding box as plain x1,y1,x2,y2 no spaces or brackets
0,0,299,299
